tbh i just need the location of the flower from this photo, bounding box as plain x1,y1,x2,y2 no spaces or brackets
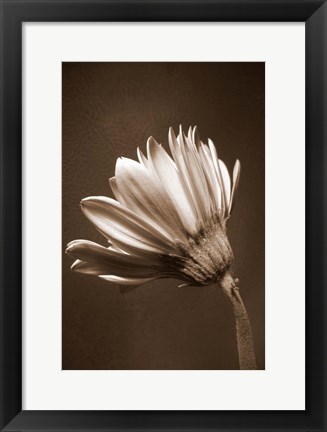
66,126,241,289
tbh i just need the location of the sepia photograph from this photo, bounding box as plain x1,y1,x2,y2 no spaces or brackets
62,62,265,370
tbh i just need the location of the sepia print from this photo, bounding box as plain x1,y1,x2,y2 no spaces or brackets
62,62,265,370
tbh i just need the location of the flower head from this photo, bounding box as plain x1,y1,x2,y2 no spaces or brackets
66,126,240,288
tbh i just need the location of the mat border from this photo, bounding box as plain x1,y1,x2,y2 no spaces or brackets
1,1,326,431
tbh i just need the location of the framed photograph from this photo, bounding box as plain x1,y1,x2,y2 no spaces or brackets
62,61,264,372
0,0,326,431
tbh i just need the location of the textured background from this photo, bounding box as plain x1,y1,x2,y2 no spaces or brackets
62,62,265,370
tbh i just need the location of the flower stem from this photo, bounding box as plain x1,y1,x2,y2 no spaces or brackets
220,272,257,370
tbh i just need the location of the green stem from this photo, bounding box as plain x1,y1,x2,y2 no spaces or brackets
220,272,257,370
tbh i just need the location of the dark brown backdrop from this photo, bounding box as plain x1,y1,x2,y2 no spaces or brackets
62,62,265,370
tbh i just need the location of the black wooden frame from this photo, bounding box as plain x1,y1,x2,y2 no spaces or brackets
0,0,326,431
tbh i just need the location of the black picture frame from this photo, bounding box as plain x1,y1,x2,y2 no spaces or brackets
0,0,326,431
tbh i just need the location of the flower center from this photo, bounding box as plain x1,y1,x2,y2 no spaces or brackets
177,216,234,285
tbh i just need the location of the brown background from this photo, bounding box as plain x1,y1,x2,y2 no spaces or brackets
62,62,265,370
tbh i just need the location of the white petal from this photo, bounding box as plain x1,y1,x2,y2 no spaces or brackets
168,127,179,163
183,125,212,215
109,244,128,254
115,157,187,242
185,126,197,152
192,126,201,147
168,127,206,224
146,137,198,234
208,139,227,216
218,159,231,210
228,159,241,214
109,177,125,204
72,261,159,289
81,196,175,250
67,239,164,267
80,198,177,255
137,147,149,167
203,144,223,209
198,145,220,213
99,275,158,286
178,128,212,220
71,259,112,275
183,143,212,218
67,241,168,278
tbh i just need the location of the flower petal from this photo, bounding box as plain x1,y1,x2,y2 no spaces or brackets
168,127,206,224
182,134,212,219
67,239,163,267
109,177,125,204
81,196,176,253
208,138,227,216
218,159,231,210
228,159,241,214
71,259,112,275
198,144,220,213
67,240,170,278
99,275,158,286
137,147,149,168
115,157,187,242
146,137,198,234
